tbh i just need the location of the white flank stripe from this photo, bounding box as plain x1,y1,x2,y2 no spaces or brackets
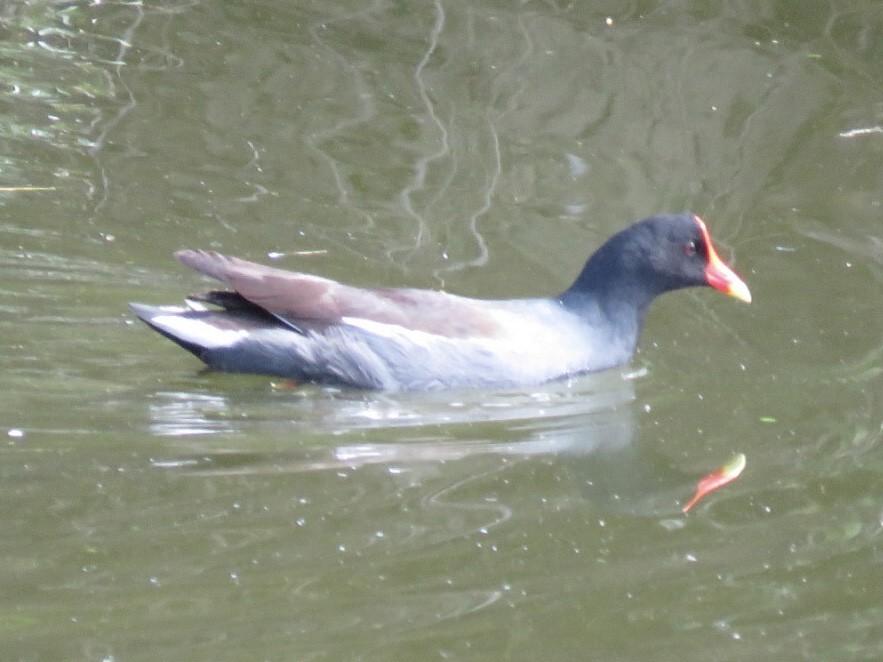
340,316,406,338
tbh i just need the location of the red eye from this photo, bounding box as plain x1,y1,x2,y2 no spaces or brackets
684,241,698,257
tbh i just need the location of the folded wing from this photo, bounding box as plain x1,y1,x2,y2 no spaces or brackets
175,250,501,338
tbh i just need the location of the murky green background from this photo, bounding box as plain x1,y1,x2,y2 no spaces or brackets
2,1,881,659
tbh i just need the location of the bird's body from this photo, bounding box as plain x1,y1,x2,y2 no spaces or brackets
130,295,628,390
130,213,750,391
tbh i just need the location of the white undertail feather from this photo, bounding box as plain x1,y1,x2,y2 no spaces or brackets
151,315,250,349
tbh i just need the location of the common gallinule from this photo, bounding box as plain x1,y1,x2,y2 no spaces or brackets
130,213,750,390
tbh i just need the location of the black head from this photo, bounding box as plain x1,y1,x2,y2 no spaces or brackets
562,213,751,310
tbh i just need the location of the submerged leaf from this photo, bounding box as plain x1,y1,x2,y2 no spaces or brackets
682,453,746,513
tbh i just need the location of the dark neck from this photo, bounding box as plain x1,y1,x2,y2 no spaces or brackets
557,235,662,348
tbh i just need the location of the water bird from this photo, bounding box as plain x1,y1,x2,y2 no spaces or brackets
130,213,750,390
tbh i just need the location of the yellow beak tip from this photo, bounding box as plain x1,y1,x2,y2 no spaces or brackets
730,281,752,304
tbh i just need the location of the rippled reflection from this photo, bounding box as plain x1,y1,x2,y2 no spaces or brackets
148,370,639,472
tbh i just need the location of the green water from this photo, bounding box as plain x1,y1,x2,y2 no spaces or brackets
1,1,881,659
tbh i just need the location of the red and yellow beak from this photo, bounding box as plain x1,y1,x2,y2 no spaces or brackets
695,215,752,303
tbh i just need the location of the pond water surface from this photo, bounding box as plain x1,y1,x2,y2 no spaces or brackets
1,1,881,659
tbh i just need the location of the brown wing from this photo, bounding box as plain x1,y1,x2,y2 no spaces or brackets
175,250,500,338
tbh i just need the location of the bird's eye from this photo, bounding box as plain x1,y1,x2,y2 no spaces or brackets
683,240,698,257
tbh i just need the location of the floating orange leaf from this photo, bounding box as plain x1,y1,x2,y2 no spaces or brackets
682,453,746,513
